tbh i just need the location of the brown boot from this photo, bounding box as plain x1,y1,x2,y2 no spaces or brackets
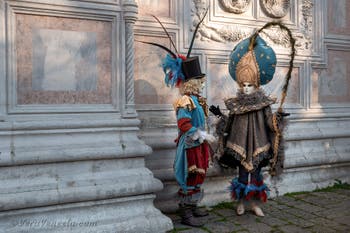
192,205,209,217
179,205,204,227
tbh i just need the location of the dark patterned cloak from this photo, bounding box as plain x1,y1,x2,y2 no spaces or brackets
216,89,284,174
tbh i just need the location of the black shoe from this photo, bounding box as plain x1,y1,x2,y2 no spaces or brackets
179,205,205,227
192,206,209,217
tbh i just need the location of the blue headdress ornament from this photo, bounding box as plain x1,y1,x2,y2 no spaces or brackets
229,35,277,86
162,54,185,87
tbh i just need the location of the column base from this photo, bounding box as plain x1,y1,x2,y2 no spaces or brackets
0,194,173,233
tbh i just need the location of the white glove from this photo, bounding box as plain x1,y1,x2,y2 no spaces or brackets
191,130,201,141
199,131,216,143
191,130,216,143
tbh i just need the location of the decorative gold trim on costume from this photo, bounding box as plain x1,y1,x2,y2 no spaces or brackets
226,142,246,159
173,95,196,111
188,165,206,174
252,143,271,158
241,160,254,172
198,96,209,117
226,142,269,171
224,92,276,115
253,50,261,87
270,113,281,175
188,165,196,172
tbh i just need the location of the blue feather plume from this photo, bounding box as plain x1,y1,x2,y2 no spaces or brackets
162,54,184,87
244,183,269,196
229,178,246,200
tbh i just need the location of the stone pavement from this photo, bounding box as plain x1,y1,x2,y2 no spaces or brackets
166,188,350,233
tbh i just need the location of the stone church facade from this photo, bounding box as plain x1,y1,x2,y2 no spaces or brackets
0,0,349,232
134,0,350,212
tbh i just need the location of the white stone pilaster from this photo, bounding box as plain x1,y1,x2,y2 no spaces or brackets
0,0,173,232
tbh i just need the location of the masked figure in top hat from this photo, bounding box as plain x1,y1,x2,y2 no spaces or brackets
210,23,294,217
138,11,214,227
171,55,215,227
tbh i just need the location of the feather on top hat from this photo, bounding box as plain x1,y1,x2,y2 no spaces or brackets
229,35,277,87
137,9,208,87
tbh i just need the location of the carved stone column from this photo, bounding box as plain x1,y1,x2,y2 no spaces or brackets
123,0,138,117
0,0,173,232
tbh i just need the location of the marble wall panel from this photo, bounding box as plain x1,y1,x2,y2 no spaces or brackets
136,0,172,18
327,0,350,35
32,29,98,92
134,35,181,105
16,14,112,105
312,50,350,104
262,66,300,105
207,61,238,108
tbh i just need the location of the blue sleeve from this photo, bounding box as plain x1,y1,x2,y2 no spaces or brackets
177,107,197,135
177,108,200,148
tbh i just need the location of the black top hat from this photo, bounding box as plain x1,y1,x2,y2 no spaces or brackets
182,56,205,80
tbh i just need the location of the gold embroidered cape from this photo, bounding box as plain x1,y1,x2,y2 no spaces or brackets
217,90,280,172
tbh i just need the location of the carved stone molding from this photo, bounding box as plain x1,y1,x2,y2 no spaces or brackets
192,0,251,42
296,0,313,52
191,0,313,54
198,24,251,42
260,0,290,18
218,0,251,14
300,0,313,39
260,0,313,53
261,28,292,48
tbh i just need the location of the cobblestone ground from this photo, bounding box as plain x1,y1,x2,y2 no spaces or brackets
167,188,350,233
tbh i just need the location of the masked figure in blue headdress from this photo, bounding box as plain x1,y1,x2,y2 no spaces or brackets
210,28,293,217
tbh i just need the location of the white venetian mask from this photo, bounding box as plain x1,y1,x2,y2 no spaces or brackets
242,82,256,95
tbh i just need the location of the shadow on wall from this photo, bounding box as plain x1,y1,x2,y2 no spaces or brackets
135,79,159,104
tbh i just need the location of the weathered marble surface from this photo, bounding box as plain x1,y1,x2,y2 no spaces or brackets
134,35,180,105
327,0,350,35
134,0,350,213
0,0,173,232
312,50,350,103
16,14,112,105
0,194,171,233
137,0,171,18
32,29,98,91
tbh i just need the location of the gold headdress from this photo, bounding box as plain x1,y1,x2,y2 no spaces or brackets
235,51,260,87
